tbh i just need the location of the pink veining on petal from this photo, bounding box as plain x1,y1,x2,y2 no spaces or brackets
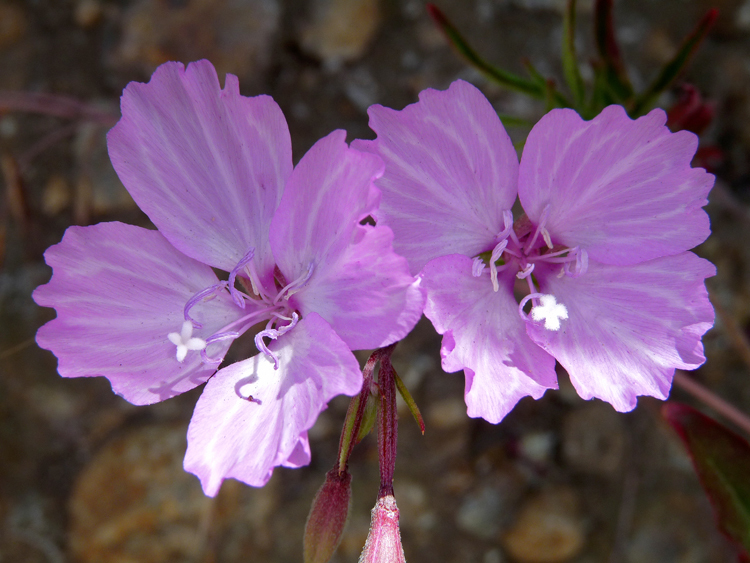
184,313,362,495
33,222,245,405
519,105,713,266
108,59,292,285
353,79,518,274
526,253,716,411
421,254,557,423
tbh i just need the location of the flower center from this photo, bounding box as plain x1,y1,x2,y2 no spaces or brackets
167,247,313,367
472,207,585,331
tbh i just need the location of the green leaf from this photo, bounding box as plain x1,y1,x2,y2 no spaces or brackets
393,368,425,435
631,9,718,117
663,402,750,556
562,0,585,109
593,0,635,104
426,4,545,99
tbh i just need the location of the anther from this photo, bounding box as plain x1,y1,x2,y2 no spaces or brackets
517,262,535,280
489,240,508,292
227,248,256,308
472,257,486,277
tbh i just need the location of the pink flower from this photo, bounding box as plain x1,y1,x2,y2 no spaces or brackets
33,60,423,495
353,80,715,422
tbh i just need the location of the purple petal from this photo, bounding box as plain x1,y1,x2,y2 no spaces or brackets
291,224,424,350
526,253,716,411
270,130,423,348
184,313,362,495
421,255,557,424
33,222,245,405
518,105,713,265
270,129,383,284
108,60,292,282
352,80,518,274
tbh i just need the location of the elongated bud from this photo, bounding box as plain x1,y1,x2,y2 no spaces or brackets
304,468,352,563
358,495,406,563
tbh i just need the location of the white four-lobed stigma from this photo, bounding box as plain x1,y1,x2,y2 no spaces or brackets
530,294,568,331
168,320,208,362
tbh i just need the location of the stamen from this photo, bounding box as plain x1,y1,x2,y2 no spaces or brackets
504,210,520,247
254,312,300,370
167,320,207,362
275,263,315,304
524,204,551,253
518,292,545,321
541,228,553,250
184,282,228,328
489,240,508,292
517,262,535,279
471,257,486,277
530,294,568,331
227,248,256,308
564,248,588,277
198,331,241,365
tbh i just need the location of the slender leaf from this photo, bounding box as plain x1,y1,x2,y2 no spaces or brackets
393,368,425,435
663,402,750,556
593,0,634,104
427,4,544,98
562,0,585,109
631,9,718,116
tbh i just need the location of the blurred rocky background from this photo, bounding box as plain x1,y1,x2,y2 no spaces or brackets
2,0,750,561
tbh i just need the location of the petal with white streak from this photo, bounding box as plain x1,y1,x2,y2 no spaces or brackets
421,255,557,424
33,222,245,405
519,106,713,265
108,60,291,283
526,253,716,411
183,313,362,495
353,80,518,274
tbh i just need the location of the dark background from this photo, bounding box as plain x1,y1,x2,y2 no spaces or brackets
1,0,750,561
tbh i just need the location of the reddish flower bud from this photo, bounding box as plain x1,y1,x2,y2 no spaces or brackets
358,495,406,563
304,468,352,563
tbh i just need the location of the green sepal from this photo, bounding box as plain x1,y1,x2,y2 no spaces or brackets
356,390,379,443
393,368,425,435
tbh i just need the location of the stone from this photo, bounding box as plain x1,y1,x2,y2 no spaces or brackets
562,402,625,475
0,4,26,49
112,0,280,86
502,488,585,563
68,423,211,563
300,0,381,68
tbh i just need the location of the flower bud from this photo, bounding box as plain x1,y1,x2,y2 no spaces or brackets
358,495,406,563
304,468,352,563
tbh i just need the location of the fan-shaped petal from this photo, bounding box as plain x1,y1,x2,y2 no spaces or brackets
108,60,292,283
526,253,716,411
518,106,713,265
421,255,557,423
33,222,245,405
183,313,362,495
353,80,518,274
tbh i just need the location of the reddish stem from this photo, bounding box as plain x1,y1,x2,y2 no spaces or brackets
673,371,750,437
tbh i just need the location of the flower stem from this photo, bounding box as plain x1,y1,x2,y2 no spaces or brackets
377,348,398,498
672,370,750,436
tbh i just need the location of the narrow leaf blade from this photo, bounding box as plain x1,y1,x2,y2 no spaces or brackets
426,4,545,98
631,9,718,116
593,0,634,104
663,402,750,555
562,0,585,109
